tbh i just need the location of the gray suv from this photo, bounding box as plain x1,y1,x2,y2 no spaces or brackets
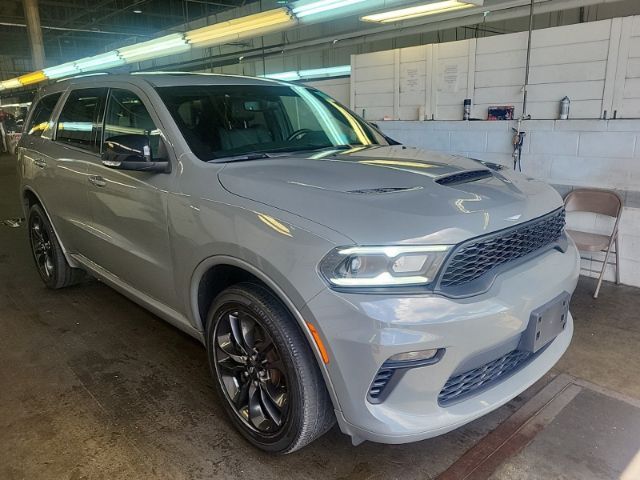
17,73,580,453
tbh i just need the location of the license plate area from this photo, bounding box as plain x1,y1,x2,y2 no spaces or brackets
519,292,571,353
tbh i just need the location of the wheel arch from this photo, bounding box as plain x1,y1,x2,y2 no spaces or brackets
190,255,341,411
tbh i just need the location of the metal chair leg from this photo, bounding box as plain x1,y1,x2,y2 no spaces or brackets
615,236,621,285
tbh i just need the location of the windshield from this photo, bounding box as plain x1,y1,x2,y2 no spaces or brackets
156,84,387,161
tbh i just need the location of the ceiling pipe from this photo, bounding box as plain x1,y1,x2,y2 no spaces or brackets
0,21,152,37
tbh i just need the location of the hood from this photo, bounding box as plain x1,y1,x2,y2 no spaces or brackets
218,145,563,245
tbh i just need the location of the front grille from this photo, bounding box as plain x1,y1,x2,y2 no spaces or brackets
436,170,493,186
438,350,533,406
440,208,565,288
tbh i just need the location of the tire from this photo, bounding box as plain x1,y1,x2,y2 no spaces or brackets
205,282,335,454
28,204,85,289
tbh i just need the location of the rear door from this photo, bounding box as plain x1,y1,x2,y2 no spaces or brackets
40,88,108,255
85,85,177,308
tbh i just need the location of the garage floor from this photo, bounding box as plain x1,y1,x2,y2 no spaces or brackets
1,153,639,480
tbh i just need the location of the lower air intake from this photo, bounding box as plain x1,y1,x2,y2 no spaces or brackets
438,349,535,406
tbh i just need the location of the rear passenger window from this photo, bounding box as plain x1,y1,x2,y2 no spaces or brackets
56,88,106,152
26,93,62,137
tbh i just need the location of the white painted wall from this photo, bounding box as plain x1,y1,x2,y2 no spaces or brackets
351,15,640,122
379,119,640,288
302,77,350,106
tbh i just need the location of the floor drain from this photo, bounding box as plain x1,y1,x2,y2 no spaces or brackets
2,218,24,228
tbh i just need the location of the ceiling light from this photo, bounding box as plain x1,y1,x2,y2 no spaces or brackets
74,51,125,72
265,71,301,81
117,33,190,62
292,0,367,18
43,61,80,79
361,0,484,23
133,9,142,14
263,65,350,81
185,8,293,47
17,71,47,85
0,78,22,90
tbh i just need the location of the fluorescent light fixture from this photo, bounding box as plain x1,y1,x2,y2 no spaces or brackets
292,0,367,18
43,61,80,79
117,33,190,63
264,65,351,81
185,8,293,47
75,51,125,72
265,71,301,81
0,78,22,90
299,65,351,78
17,71,47,85
361,0,484,23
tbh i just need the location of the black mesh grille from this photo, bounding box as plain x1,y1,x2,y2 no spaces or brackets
436,170,493,186
440,209,565,288
368,367,395,401
438,350,533,406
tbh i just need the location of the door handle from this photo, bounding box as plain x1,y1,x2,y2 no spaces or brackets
33,158,46,169
88,175,106,187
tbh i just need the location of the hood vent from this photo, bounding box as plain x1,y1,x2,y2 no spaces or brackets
346,186,422,195
436,170,493,186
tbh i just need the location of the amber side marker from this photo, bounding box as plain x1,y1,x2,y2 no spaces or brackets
306,322,330,364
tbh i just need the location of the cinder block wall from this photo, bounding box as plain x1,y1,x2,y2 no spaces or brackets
379,119,640,288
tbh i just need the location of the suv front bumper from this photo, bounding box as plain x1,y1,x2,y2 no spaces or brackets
301,242,580,444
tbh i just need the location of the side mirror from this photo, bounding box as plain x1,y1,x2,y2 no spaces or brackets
102,134,170,173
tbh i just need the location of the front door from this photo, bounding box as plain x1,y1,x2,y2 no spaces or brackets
85,85,177,309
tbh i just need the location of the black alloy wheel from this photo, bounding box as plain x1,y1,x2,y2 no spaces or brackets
28,204,84,289
206,283,335,453
29,212,55,281
214,306,289,434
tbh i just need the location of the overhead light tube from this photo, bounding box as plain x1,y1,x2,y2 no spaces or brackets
43,62,80,79
74,51,125,72
17,71,47,85
292,0,367,18
117,33,190,63
361,0,484,23
185,8,294,47
0,78,23,90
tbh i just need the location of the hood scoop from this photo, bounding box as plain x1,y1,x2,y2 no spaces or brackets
436,169,493,186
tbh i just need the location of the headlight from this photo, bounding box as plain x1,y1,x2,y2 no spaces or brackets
318,245,451,289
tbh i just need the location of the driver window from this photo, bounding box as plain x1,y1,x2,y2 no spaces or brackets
104,89,161,158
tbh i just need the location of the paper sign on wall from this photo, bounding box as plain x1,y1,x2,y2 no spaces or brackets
442,64,459,93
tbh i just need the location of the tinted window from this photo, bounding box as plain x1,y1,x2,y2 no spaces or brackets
56,88,106,151
103,89,161,158
157,85,386,161
26,93,62,137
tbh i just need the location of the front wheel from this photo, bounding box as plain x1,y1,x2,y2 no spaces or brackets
206,283,335,453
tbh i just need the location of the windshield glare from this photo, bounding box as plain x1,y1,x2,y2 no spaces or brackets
157,84,387,161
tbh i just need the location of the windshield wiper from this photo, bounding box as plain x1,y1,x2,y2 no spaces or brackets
208,144,359,163
208,153,271,163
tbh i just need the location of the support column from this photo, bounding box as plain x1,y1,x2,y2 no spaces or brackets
23,0,46,70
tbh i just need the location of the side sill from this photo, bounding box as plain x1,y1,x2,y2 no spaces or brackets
71,253,204,343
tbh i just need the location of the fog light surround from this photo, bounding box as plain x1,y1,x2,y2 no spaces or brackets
388,348,439,363
368,348,446,403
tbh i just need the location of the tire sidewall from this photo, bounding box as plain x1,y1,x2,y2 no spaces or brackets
205,286,306,453
28,204,63,289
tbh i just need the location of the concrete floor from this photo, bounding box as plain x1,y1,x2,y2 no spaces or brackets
1,153,639,479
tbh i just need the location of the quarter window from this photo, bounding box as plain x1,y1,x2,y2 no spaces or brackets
56,88,107,152
26,93,62,137
103,89,161,158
